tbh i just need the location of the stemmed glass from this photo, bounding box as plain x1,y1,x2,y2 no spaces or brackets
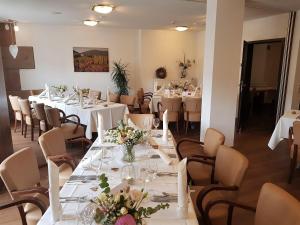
153,118,160,129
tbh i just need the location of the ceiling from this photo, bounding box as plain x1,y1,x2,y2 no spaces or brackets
0,0,299,30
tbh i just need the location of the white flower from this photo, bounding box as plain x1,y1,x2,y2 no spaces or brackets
120,207,128,215
99,193,107,202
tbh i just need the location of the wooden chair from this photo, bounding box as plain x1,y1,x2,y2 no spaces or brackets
18,98,37,141
183,97,201,133
88,89,101,100
8,95,23,133
176,128,225,185
157,97,182,133
44,107,92,145
287,121,300,183
189,145,249,224
39,128,76,186
120,95,136,113
30,89,44,96
126,113,154,130
109,91,120,103
0,147,49,225
33,103,49,136
204,183,300,225
137,88,153,114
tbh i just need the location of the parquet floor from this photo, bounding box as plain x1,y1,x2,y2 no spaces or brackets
1,122,300,225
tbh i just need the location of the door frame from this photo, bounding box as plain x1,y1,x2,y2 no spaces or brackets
237,38,285,132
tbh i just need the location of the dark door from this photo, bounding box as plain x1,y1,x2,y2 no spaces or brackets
237,42,253,131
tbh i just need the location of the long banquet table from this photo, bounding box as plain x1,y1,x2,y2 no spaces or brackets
37,130,198,225
268,110,300,150
29,96,128,139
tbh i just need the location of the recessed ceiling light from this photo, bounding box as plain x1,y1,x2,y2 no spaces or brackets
83,20,99,26
92,4,114,14
175,26,188,32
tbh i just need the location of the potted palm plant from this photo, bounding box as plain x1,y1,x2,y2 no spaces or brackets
111,61,130,95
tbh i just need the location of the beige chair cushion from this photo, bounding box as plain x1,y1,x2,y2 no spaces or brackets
15,111,22,121
24,192,49,225
159,111,179,122
9,95,21,111
184,112,201,122
255,183,300,225
126,114,154,130
109,92,120,103
60,123,85,140
0,147,40,192
203,128,225,157
188,161,211,185
59,163,73,186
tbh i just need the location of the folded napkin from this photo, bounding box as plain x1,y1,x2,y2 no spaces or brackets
156,147,172,165
177,158,188,218
106,88,110,103
163,110,168,143
97,113,104,144
63,92,76,103
81,150,103,168
48,160,62,222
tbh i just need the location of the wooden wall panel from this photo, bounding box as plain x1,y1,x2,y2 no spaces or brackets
4,69,21,91
0,23,15,46
2,46,35,69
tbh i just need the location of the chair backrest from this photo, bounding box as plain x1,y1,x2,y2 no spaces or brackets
88,90,101,100
44,107,62,127
203,128,225,157
184,97,201,113
215,145,248,187
33,103,47,121
120,95,136,106
161,97,182,112
17,99,31,116
30,89,44,96
8,95,21,111
137,89,144,105
127,113,154,130
109,92,120,103
293,121,300,146
255,183,300,225
38,128,67,159
0,147,40,196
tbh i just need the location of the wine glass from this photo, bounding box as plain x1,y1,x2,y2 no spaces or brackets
153,118,160,129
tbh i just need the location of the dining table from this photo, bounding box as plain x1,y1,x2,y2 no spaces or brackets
29,95,129,139
268,110,300,150
37,129,198,225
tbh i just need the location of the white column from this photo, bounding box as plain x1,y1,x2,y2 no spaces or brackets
200,0,245,145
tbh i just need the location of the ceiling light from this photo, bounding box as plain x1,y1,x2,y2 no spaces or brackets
83,20,98,26
175,26,188,32
92,4,114,14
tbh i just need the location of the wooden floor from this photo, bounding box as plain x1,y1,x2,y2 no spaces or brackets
1,122,300,225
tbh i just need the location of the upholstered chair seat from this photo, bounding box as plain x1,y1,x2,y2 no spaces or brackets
39,128,76,186
189,145,249,223
158,97,182,133
9,95,23,133
18,98,37,141
176,128,225,185
33,103,50,136
0,147,48,225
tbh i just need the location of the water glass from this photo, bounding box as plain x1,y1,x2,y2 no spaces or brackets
153,118,160,129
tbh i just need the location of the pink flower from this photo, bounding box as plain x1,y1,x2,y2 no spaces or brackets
115,214,136,225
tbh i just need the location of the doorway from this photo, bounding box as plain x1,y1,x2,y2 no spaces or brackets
237,39,285,132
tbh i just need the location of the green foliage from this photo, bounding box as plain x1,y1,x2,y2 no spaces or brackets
111,61,129,95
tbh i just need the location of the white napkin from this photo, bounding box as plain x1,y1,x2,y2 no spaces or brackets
81,150,102,168
48,160,62,222
106,88,110,103
79,90,83,108
163,110,168,143
97,113,104,144
177,158,188,217
63,92,76,103
156,147,172,165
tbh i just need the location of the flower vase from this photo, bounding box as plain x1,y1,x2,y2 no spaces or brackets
122,144,135,163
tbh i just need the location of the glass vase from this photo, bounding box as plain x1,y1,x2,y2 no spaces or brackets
122,144,135,163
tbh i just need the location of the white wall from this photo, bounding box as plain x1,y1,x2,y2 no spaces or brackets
16,24,204,96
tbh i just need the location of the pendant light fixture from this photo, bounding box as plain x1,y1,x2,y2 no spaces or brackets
8,23,18,59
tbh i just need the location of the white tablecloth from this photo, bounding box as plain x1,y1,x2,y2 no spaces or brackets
268,110,300,150
29,96,128,139
37,130,198,225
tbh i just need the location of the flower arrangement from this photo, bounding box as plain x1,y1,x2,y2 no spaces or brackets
178,54,195,78
104,121,146,162
93,174,169,225
72,87,90,97
167,80,194,92
52,85,68,96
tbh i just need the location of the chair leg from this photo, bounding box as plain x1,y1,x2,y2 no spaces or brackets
31,125,34,141
288,157,297,184
21,119,23,135
185,121,189,134
24,124,27,138
176,120,179,134
14,118,17,132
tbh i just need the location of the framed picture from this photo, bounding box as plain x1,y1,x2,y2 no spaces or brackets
73,47,109,72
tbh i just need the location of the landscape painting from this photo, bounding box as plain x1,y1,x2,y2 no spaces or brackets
73,47,109,72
